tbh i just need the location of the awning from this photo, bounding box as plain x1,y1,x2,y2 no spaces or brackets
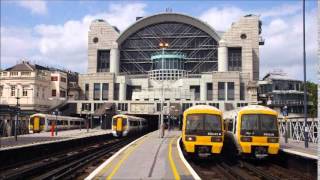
93,103,114,116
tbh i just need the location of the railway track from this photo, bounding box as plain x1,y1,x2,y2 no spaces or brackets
0,135,140,180
189,157,314,180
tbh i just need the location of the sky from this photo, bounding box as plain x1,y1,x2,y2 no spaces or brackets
1,0,318,82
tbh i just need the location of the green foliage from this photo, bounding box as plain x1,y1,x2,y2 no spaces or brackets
305,81,318,117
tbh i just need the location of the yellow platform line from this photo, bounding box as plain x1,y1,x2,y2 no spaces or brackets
168,136,181,180
106,137,148,180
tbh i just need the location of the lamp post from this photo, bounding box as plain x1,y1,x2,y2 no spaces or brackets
302,0,308,148
159,42,169,138
15,89,20,141
53,109,60,136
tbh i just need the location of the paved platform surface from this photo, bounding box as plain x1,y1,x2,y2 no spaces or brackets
0,129,110,150
280,138,317,159
87,130,198,180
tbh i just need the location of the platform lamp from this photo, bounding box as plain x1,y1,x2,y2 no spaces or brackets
159,42,169,138
52,109,60,136
15,89,20,141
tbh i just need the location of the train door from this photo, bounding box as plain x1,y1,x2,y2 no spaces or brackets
34,117,40,133
116,117,123,132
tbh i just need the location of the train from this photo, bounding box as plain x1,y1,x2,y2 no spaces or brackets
182,105,224,157
225,105,280,159
29,113,85,133
111,114,148,137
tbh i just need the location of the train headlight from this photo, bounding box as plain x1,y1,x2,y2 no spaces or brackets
267,137,279,143
185,136,196,142
211,136,222,142
240,136,252,142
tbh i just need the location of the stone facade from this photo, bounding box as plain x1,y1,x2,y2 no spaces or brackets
75,13,263,115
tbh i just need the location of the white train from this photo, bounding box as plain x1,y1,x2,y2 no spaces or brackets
111,114,147,137
29,113,85,133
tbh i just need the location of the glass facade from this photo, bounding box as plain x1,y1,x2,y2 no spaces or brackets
120,22,218,74
206,83,213,101
97,50,110,72
93,83,100,100
218,82,225,101
102,83,109,100
114,83,120,100
227,82,235,100
240,82,245,100
228,48,242,71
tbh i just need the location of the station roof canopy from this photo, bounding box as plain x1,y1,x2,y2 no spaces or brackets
117,12,221,45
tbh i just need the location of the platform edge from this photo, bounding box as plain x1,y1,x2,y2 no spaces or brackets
85,132,151,180
176,137,201,180
280,148,318,160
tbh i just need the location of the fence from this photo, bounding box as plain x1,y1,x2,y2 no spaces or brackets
278,117,318,143
0,119,29,137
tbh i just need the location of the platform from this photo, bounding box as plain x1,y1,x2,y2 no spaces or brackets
0,128,110,150
280,138,317,160
86,130,200,180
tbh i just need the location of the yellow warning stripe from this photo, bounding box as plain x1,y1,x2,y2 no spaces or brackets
106,137,148,180
168,137,180,180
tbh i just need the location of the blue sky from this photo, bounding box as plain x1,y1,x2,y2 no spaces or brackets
1,0,318,82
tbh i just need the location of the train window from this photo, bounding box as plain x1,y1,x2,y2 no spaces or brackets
260,115,277,131
186,114,221,135
241,115,259,130
123,119,127,126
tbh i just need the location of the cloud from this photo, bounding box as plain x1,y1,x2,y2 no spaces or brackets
259,4,301,19
17,0,47,15
199,7,244,31
260,9,317,81
1,3,147,73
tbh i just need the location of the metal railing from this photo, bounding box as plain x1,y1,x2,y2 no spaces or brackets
278,117,318,143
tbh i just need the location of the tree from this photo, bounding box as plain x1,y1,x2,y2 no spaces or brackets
306,81,317,117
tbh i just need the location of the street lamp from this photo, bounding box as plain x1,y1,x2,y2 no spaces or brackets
52,109,60,136
15,89,20,141
159,42,169,138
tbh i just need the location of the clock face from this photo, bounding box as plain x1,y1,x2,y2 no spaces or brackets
93,37,99,43
240,33,247,39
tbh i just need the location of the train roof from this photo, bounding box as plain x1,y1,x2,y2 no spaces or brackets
238,105,278,114
30,113,84,121
112,114,146,121
184,105,221,113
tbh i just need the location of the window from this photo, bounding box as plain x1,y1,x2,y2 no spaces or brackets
82,103,91,111
60,77,67,83
10,72,18,76
21,72,31,76
114,83,119,100
241,114,277,132
218,82,225,100
60,90,66,97
240,83,245,100
228,47,242,71
0,86,3,97
94,103,103,110
23,87,28,96
36,87,39,97
190,85,200,101
227,82,234,100
85,84,89,100
51,76,58,81
102,83,109,100
93,83,101,100
11,86,16,96
42,88,45,98
206,83,213,101
186,114,222,135
52,89,56,97
97,50,110,72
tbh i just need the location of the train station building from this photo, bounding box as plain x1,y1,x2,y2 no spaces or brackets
70,12,264,118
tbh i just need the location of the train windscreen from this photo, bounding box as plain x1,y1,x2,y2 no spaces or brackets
186,114,222,136
240,114,278,136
